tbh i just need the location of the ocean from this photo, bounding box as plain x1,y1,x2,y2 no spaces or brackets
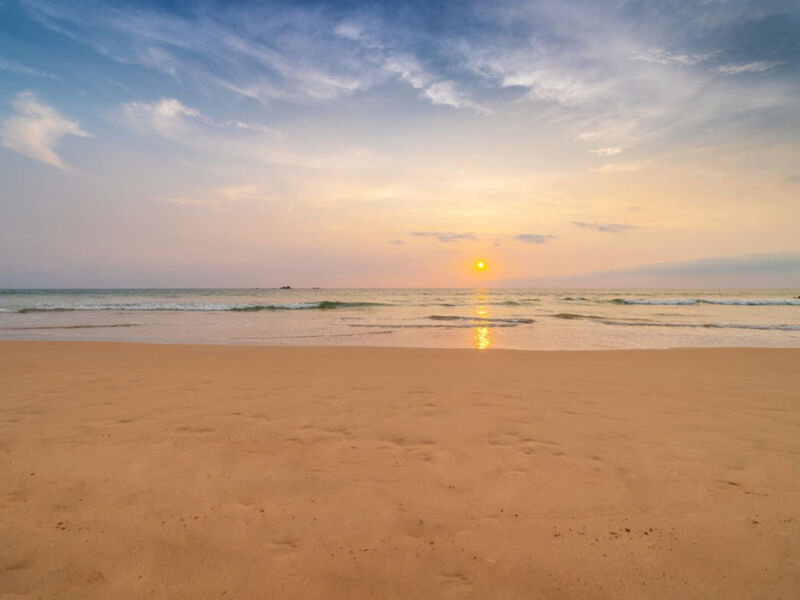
1,288,798,350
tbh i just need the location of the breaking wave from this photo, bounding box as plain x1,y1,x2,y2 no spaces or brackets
14,301,387,313
428,315,535,324
599,320,800,331
230,301,387,311
549,312,800,331
611,298,800,306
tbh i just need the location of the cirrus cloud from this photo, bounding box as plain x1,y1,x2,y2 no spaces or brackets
717,61,781,75
0,91,88,169
589,147,622,156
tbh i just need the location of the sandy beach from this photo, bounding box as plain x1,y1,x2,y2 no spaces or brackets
1,341,798,599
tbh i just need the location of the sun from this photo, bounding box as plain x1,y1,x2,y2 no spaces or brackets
474,260,487,271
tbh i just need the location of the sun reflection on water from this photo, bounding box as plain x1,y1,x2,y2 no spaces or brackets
473,290,492,350
474,326,491,349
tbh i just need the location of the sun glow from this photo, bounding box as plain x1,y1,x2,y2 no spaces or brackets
474,260,487,271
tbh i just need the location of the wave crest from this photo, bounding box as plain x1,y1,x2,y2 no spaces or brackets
15,301,387,313
428,315,535,324
611,298,800,306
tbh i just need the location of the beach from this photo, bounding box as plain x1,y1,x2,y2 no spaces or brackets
1,341,798,598
3,0,798,596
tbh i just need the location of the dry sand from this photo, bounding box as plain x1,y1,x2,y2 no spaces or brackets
1,342,799,599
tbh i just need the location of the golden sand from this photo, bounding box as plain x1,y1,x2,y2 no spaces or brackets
1,342,799,598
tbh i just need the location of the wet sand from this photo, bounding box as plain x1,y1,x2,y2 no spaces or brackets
1,341,799,598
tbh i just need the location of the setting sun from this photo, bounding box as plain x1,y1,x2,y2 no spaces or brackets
474,260,487,271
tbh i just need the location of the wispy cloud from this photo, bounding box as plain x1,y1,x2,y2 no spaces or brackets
422,81,490,114
24,1,486,112
335,27,488,113
589,147,622,156
121,98,200,138
595,160,649,173
572,221,636,233
717,61,781,75
456,2,799,150
121,98,280,138
412,231,476,243
25,2,379,103
514,233,555,244
117,97,382,169
0,91,88,168
21,0,800,149
0,57,57,79
631,49,714,67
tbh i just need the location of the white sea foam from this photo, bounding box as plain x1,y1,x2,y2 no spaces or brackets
612,298,800,306
428,315,535,324
597,319,800,331
14,301,385,312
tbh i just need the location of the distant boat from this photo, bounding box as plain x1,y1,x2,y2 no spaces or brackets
279,285,292,289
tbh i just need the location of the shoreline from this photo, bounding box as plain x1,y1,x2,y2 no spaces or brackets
2,342,799,598
1,337,799,352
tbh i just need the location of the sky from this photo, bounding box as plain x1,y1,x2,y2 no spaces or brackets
1,0,799,288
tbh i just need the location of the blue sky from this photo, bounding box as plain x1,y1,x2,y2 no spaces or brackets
1,0,799,287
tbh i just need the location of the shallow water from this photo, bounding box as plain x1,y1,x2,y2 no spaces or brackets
1,288,798,350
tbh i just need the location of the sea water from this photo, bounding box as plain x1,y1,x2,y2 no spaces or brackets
0,288,798,350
